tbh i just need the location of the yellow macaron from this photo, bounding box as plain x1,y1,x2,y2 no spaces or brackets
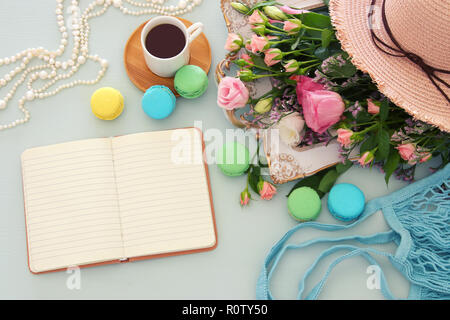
91,87,124,120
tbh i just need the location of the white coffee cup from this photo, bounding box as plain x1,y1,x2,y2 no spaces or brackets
141,16,203,78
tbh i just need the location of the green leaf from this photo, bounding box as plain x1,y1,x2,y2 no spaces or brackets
377,128,391,160
287,174,325,198
248,53,268,69
318,169,339,194
314,47,331,60
336,160,353,174
248,166,261,194
379,100,389,122
246,1,278,15
383,150,400,185
321,29,333,48
356,111,372,124
359,134,377,154
300,12,332,29
291,29,305,51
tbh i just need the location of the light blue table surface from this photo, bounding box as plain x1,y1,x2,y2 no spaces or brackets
0,0,436,299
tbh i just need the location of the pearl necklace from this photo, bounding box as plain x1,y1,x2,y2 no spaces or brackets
0,0,202,131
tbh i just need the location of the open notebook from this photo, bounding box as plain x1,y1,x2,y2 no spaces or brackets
21,128,217,274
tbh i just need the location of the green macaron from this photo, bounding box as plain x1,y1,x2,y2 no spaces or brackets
288,187,322,221
217,142,250,177
174,65,209,99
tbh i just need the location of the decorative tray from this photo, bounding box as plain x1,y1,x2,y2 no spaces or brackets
216,0,358,184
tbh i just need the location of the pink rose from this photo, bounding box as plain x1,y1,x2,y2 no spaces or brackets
420,152,432,163
248,10,265,25
284,59,299,73
217,77,249,111
241,53,253,67
396,143,416,162
302,90,345,134
367,99,380,115
337,128,354,148
283,20,300,34
224,33,242,52
359,151,374,167
240,190,251,206
279,5,310,15
295,76,326,102
245,40,252,51
258,181,277,200
249,34,268,53
264,48,282,66
268,19,284,24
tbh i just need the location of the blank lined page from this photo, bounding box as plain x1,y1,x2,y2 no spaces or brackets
21,138,125,273
112,128,216,259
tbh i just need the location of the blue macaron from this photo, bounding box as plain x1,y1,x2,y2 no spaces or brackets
328,183,365,221
142,85,176,120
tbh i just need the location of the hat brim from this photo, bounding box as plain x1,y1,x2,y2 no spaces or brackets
329,0,450,132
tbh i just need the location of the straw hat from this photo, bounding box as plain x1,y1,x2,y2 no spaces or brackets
329,0,450,132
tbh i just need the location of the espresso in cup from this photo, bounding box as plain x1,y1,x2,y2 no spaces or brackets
145,24,186,59
141,16,203,78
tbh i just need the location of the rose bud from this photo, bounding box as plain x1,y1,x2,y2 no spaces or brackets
263,6,288,20
248,9,268,25
283,59,300,73
358,151,375,167
224,33,243,52
231,2,250,14
240,189,251,206
283,19,302,34
254,97,273,114
257,180,277,200
238,69,255,82
264,48,283,67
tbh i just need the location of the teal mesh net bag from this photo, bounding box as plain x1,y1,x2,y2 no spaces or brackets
256,164,450,300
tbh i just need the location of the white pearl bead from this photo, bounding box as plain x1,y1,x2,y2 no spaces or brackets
39,71,48,79
178,0,187,9
0,100,6,109
113,0,121,7
26,91,35,101
77,56,86,64
100,59,108,67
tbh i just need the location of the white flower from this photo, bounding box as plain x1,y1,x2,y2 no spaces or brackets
275,112,305,147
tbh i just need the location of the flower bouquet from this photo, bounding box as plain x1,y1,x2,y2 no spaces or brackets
216,1,450,206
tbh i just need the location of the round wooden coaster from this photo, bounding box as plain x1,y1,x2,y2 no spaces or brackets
124,18,212,96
